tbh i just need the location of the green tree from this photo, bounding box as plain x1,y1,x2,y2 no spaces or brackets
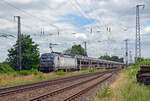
99,55,123,63
7,35,40,70
64,44,87,56
118,57,124,63
99,55,111,60
136,57,145,63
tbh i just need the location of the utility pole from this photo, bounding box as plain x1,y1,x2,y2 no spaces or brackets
14,16,22,71
83,41,87,56
106,27,111,56
129,51,133,65
135,4,144,62
124,39,128,67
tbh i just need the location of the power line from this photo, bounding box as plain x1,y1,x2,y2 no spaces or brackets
1,0,59,31
0,0,61,38
74,0,108,34
74,0,92,23
68,1,95,35
69,0,92,25
0,17,54,38
89,0,110,32
0,33,15,38
0,16,41,35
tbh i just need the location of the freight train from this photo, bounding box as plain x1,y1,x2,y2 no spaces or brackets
39,52,124,72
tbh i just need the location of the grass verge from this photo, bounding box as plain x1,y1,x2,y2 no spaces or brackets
94,65,150,101
0,68,105,87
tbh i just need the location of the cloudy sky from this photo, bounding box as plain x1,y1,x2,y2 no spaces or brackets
0,0,150,62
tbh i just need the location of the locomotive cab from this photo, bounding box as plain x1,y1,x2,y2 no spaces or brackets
39,53,56,72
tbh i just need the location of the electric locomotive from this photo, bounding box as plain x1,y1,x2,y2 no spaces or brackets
39,52,78,72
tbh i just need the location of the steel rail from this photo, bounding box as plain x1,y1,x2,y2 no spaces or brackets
0,70,111,97
29,69,120,101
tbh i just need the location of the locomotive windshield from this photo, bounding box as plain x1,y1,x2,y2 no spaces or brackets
41,54,54,62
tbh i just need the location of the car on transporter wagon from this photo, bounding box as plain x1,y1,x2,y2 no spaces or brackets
39,52,124,73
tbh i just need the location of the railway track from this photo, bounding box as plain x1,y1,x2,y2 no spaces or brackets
64,74,113,101
0,69,117,98
29,69,119,101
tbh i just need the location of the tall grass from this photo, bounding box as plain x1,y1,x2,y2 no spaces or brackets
97,86,111,99
109,68,150,101
0,67,104,87
95,61,150,101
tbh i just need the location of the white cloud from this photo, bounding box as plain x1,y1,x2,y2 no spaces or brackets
9,0,39,4
0,0,150,62
144,26,150,32
0,19,16,30
74,33,87,39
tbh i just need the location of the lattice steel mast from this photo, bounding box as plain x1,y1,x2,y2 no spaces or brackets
135,4,144,62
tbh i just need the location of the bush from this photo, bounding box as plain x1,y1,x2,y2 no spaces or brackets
0,62,14,73
56,70,66,76
6,72,19,77
89,68,98,73
134,60,150,66
18,70,32,76
140,60,150,66
89,68,95,72
31,68,40,75
18,69,41,76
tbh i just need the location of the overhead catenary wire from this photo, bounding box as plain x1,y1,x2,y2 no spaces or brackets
1,0,77,37
68,1,93,34
0,0,59,31
0,17,49,38
74,0,92,24
74,0,97,35
0,1,129,56
71,0,125,56
73,0,100,34
0,0,62,39
0,16,41,33
89,0,109,31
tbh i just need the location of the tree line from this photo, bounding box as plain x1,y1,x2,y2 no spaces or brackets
1,34,124,72
99,55,124,63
